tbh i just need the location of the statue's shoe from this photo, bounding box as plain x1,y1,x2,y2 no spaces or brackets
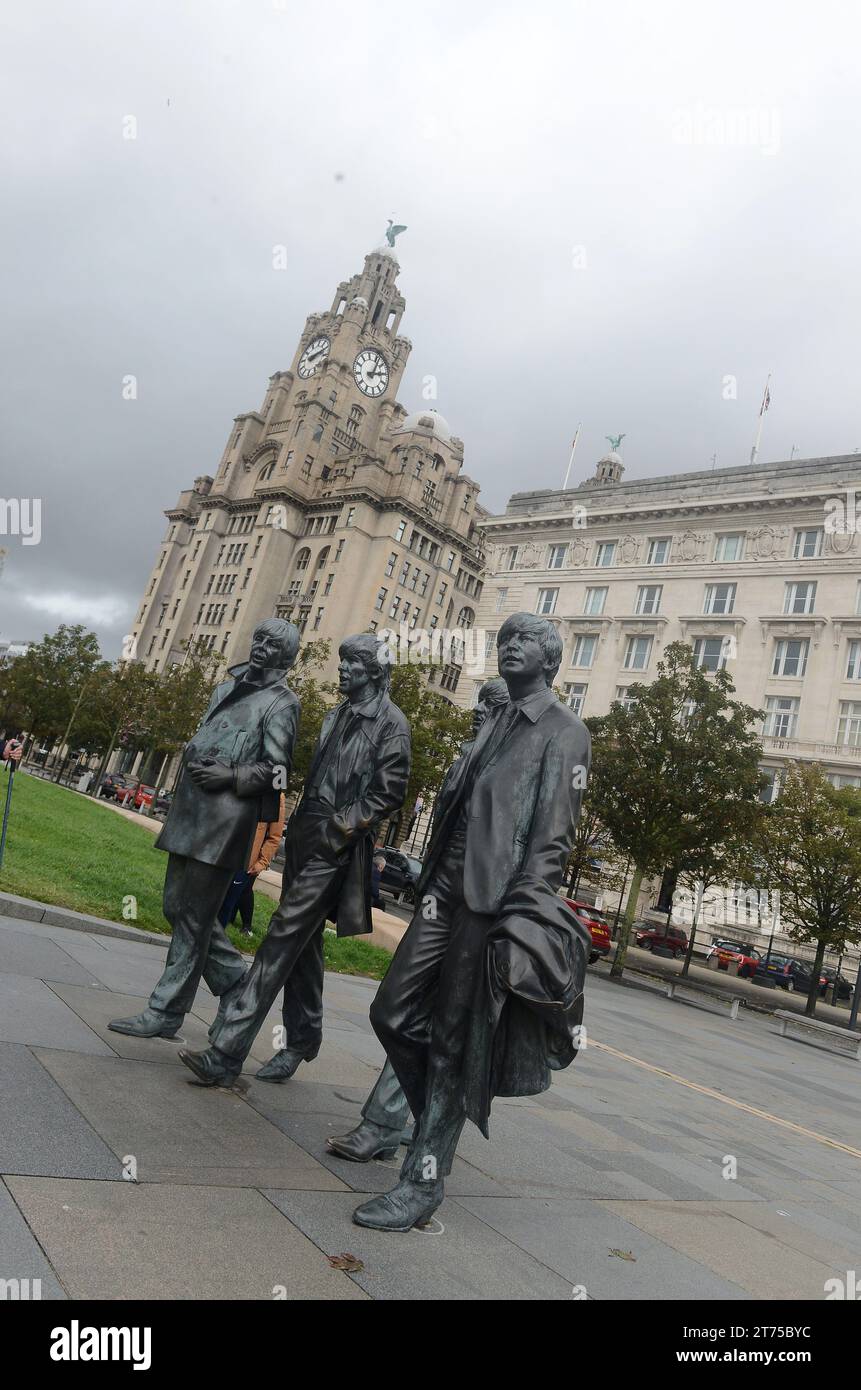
255,1047,317,1083
178,1048,240,1087
326,1121,402,1163
107,1009,182,1039
207,974,247,1042
352,1178,444,1231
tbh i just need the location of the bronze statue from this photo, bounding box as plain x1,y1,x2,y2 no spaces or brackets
326,676,510,1163
177,633,412,1086
109,619,301,1040
352,614,592,1231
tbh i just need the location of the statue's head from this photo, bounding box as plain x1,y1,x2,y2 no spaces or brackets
473,676,509,736
497,613,562,688
248,618,300,672
338,632,390,698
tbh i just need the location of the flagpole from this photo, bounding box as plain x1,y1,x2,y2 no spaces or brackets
750,373,772,465
562,423,581,490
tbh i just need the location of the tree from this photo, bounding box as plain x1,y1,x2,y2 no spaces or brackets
390,663,472,819
755,763,861,1018
282,639,339,797
0,625,104,748
676,813,763,978
587,642,764,980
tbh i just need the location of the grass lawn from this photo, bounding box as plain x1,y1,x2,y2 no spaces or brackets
0,769,391,980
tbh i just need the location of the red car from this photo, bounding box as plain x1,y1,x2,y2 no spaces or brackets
565,898,612,964
634,920,689,958
132,784,157,811
705,938,761,979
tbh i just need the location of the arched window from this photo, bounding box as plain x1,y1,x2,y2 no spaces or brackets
457,607,475,629
295,548,311,572
316,546,330,571
258,457,277,482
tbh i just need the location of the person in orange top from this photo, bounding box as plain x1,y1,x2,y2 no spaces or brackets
218,794,286,937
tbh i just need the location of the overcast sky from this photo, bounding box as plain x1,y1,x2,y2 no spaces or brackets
1,0,859,657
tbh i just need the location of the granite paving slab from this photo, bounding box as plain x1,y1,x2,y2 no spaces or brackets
265,1188,576,1300
33,1049,351,1190
0,1178,66,1299
0,974,114,1054
0,1042,122,1180
6,1177,367,1300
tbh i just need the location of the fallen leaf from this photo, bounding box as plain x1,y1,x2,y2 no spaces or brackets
328,1253,364,1272
609,1249,636,1262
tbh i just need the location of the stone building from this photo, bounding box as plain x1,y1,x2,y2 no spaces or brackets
129,239,486,688
457,447,861,955
465,447,861,795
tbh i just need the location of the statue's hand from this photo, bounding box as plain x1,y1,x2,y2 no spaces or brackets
187,761,233,792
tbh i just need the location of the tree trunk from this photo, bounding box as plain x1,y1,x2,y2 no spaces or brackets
609,864,644,980
805,936,827,1018
90,727,120,797
680,883,705,979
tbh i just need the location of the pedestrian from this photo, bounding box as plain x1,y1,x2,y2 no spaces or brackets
371,853,385,909
219,794,287,938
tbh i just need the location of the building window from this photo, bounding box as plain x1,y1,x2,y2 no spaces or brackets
793,528,823,559
346,507,356,527
484,629,498,660
571,634,597,668
440,664,461,693
829,772,861,789
692,637,727,672
395,519,407,542
714,533,744,562
300,457,312,479
399,559,410,586
295,548,310,572
563,682,587,714
772,638,809,678
847,640,861,680
495,587,508,613
323,573,334,596
759,767,781,802
437,581,448,607
784,581,817,615
419,572,430,597
703,582,736,614
647,537,671,565
312,607,324,631
595,541,616,568
536,588,558,615
584,587,607,616
457,607,475,629
504,546,519,571
837,701,861,748
614,686,638,710
334,539,345,561
385,552,397,577
624,635,652,670
763,696,799,739
547,544,567,569
635,585,662,616
388,594,400,619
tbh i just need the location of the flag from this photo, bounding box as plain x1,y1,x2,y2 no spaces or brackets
759,381,771,415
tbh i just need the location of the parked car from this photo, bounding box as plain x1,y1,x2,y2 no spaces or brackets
97,773,121,799
634,920,689,959
154,789,173,818
705,938,761,978
564,898,612,963
132,784,157,812
376,846,423,902
754,954,852,999
112,776,140,807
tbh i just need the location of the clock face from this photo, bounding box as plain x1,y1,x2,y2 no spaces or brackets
353,348,389,397
297,335,330,378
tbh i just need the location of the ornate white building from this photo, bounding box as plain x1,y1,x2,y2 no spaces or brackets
466,448,861,798
129,238,486,689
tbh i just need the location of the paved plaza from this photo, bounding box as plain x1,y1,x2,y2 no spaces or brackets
1,906,859,1301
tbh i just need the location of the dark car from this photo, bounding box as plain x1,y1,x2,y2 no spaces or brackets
634,920,689,959
755,954,852,999
376,846,423,903
97,774,121,799
565,898,612,964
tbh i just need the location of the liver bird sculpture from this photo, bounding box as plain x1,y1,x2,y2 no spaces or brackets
385,221,408,247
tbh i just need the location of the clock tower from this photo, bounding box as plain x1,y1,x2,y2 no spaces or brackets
128,234,486,700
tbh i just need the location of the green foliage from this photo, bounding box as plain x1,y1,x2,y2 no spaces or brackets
755,763,861,1015
0,625,104,741
283,639,339,796
389,662,472,810
587,642,764,977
